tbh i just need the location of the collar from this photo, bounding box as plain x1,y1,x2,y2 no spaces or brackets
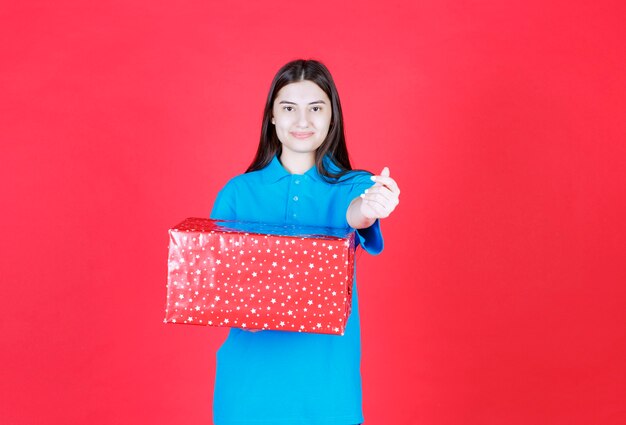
260,154,342,184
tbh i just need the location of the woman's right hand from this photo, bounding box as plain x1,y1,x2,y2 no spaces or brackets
359,166,400,220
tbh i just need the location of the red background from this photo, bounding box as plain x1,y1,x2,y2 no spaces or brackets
2,1,625,424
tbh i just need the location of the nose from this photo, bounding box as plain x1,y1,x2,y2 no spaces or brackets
296,109,309,129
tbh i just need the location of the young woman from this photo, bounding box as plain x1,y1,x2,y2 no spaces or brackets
210,59,400,425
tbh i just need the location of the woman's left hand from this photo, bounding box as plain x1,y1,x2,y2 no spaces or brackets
359,166,400,219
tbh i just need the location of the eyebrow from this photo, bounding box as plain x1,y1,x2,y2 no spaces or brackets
278,100,327,105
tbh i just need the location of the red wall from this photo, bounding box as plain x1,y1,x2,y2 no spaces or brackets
2,1,625,424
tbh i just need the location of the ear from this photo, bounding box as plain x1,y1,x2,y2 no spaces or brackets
271,117,275,125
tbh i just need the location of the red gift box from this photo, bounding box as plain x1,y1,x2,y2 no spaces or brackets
164,218,356,335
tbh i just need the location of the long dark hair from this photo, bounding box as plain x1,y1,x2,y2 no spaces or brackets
246,59,363,181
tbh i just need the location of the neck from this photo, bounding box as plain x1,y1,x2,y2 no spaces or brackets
279,150,315,174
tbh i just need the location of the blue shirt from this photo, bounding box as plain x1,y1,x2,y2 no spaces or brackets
210,154,384,425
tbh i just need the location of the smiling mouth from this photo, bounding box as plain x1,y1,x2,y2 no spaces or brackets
291,132,314,139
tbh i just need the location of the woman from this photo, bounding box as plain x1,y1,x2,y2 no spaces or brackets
210,59,400,425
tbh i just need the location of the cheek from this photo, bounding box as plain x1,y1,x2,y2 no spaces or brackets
274,113,294,127
274,117,294,142
315,113,332,132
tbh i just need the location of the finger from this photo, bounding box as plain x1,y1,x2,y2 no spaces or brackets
364,185,396,199
370,175,400,195
369,167,390,187
362,195,391,212
363,193,398,213
361,188,394,204
362,198,390,218
366,181,382,191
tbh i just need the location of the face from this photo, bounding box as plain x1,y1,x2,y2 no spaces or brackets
271,80,332,157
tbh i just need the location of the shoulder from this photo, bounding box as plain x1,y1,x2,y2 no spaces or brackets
212,169,270,218
219,169,264,191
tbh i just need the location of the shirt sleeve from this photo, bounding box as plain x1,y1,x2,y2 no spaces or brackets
210,179,238,221
345,172,384,256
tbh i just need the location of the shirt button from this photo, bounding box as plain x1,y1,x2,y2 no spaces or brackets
292,213,297,218
293,196,299,201
294,179,300,185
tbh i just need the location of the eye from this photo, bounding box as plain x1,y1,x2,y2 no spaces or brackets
283,106,294,112
311,106,322,112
